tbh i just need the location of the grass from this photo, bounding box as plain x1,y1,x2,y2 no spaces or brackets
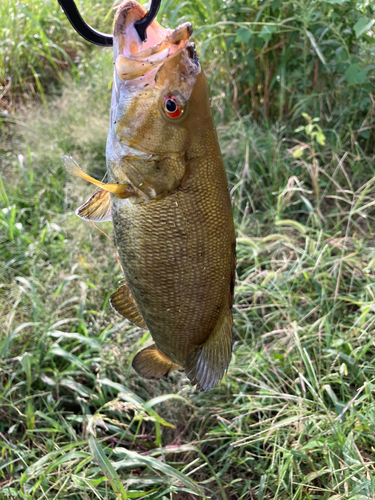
2,1,375,499
0,0,115,106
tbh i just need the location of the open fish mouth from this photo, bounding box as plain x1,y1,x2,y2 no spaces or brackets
113,0,195,83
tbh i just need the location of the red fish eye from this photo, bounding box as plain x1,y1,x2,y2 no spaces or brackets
163,95,183,119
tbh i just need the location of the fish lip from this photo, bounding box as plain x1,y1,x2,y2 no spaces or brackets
114,1,166,58
113,1,193,79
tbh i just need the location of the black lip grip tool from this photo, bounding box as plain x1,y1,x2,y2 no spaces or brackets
57,0,162,45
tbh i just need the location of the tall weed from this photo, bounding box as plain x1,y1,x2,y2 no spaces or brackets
0,0,114,107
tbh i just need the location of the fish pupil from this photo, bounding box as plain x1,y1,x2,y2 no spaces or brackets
166,99,177,113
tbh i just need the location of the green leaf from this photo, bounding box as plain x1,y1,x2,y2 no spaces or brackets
143,394,186,410
275,220,308,234
305,124,313,135
60,378,93,397
323,384,338,404
53,274,81,298
353,17,374,38
97,378,175,429
47,330,101,349
235,28,251,43
26,442,87,476
114,447,203,495
345,63,368,85
44,451,90,474
49,347,90,372
360,130,370,140
306,30,326,65
258,25,276,43
292,147,304,158
300,439,325,451
98,378,144,405
89,436,128,499
0,322,40,357
258,474,267,500
127,492,150,498
315,132,326,146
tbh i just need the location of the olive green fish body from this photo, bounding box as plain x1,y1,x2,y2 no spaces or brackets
110,103,235,369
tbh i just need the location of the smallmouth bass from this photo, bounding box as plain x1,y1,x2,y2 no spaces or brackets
64,0,236,391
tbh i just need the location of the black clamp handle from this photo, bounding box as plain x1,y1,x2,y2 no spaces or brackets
134,0,161,42
57,0,161,45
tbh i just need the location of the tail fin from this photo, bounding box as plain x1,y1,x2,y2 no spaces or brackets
184,310,233,391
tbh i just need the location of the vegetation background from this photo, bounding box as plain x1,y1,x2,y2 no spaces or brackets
1,0,375,498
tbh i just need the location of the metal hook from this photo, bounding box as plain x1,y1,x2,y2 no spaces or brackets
134,0,161,42
58,0,161,46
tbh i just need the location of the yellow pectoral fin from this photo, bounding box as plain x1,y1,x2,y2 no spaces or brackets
76,188,112,222
62,156,136,199
132,344,182,380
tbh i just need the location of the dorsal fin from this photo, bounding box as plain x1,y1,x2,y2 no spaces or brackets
110,283,147,329
184,310,233,392
132,344,182,379
76,188,112,222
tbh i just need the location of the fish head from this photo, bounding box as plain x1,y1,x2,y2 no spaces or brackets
110,0,205,158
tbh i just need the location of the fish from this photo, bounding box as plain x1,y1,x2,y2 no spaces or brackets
63,0,236,391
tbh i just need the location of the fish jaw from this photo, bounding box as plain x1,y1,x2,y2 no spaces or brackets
113,1,169,60
113,1,192,73
108,0,201,158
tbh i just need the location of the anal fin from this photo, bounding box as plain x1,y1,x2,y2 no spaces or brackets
76,188,112,222
132,344,182,379
110,283,147,329
184,310,233,392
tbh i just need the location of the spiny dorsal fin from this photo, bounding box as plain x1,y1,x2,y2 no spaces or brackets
76,188,112,222
184,310,233,392
132,344,182,379
110,283,147,329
